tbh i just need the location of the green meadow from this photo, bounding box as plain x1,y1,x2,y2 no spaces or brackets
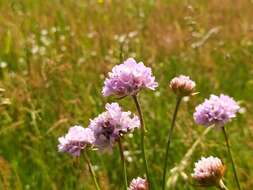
0,1,252,189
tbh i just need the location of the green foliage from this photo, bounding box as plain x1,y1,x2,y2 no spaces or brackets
0,0,252,189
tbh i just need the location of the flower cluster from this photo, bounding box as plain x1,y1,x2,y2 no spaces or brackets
58,103,140,155
192,156,225,187
102,58,158,97
194,94,240,127
58,125,95,156
129,177,148,190
89,102,140,152
56,56,241,190
169,75,196,97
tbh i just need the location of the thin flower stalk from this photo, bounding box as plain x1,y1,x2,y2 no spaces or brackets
118,139,128,190
84,152,101,190
222,126,241,190
132,95,151,189
162,97,182,190
167,126,213,188
217,180,229,190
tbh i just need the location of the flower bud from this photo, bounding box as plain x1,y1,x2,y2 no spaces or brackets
192,156,225,187
169,75,196,97
129,177,148,190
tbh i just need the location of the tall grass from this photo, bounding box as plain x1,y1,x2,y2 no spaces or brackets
0,0,252,189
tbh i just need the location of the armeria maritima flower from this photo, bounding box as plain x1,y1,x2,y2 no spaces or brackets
102,58,158,97
89,102,140,152
194,94,240,127
58,125,95,156
129,177,148,190
192,156,225,187
169,75,196,97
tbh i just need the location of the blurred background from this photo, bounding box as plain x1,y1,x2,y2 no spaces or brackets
0,0,252,189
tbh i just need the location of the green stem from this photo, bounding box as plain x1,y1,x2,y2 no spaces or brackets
132,95,151,189
118,138,128,190
162,97,182,190
216,180,229,190
222,126,241,190
84,152,101,190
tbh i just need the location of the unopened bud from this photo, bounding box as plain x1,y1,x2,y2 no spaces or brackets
192,156,225,187
129,177,148,190
170,75,196,97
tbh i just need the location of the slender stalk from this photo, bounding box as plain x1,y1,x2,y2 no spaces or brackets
73,157,80,189
216,180,229,190
84,152,101,190
132,95,151,188
162,97,182,190
222,126,241,190
166,126,212,188
118,138,128,190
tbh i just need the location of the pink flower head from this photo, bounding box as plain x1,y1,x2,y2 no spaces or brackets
58,125,95,156
169,75,196,97
89,103,140,152
129,177,148,190
102,58,158,97
194,94,240,127
192,156,225,187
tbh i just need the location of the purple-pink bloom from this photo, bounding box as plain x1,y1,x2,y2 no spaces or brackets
129,177,148,190
58,125,95,156
102,58,158,97
192,156,225,187
194,94,240,127
89,102,140,152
